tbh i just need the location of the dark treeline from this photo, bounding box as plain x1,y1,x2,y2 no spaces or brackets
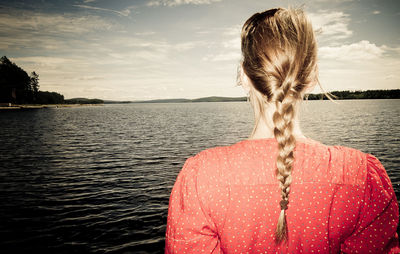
36,91,65,104
307,89,400,100
0,56,103,105
65,98,104,104
0,56,64,104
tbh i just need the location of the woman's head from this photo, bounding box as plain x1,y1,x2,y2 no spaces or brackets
240,7,318,111
239,7,318,244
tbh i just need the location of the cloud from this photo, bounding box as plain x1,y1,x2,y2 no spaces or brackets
0,10,117,50
201,25,242,62
203,51,240,62
381,45,400,55
73,4,131,17
319,40,385,61
308,10,353,42
174,42,199,51
372,10,381,15
384,74,396,80
0,11,115,36
134,31,156,36
223,25,241,36
222,38,240,49
147,0,222,7
7,33,211,99
10,56,88,71
0,37,65,51
77,76,105,81
119,38,204,54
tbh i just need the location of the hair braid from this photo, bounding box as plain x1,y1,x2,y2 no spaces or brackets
240,6,320,245
272,78,297,243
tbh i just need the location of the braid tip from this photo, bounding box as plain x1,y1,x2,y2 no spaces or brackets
275,208,289,244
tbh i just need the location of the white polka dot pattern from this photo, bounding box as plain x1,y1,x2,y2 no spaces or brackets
165,138,400,253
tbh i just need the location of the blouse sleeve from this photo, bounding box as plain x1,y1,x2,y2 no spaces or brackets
341,154,400,254
165,155,221,253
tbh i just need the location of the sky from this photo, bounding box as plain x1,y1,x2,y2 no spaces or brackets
0,0,399,100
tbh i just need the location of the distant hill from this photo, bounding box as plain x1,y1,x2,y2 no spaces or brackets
65,98,104,104
103,100,133,104
129,96,248,103
132,98,191,103
125,96,246,103
191,96,247,102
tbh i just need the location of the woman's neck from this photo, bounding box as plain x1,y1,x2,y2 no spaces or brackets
248,104,306,140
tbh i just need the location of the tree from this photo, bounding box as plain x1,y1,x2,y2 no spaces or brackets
36,91,64,104
30,71,39,102
30,71,39,93
0,56,69,104
0,56,32,103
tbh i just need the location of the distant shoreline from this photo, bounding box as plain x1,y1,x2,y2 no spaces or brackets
1,89,399,107
129,97,400,103
2,98,399,109
127,89,400,103
0,104,103,110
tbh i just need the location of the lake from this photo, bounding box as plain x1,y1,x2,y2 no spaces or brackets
0,99,399,253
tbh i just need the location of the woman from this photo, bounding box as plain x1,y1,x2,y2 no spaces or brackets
165,7,399,253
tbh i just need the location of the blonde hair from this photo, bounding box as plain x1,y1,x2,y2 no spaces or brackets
239,7,319,244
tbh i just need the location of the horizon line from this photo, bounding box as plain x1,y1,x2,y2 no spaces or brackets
64,88,400,101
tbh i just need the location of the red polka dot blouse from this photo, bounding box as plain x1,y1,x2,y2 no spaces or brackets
165,137,400,253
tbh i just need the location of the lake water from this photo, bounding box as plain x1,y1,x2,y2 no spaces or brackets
0,100,399,253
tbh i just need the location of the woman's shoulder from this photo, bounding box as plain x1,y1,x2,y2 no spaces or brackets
186,138,386,186
191,137,368,167
298,138,370,186
181,141,251,184
299,139,390,187
199,137,364,158
190,140,248,162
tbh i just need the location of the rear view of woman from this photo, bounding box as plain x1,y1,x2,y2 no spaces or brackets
165,7,400,253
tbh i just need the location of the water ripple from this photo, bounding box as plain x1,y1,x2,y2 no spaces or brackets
0,100,399,253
